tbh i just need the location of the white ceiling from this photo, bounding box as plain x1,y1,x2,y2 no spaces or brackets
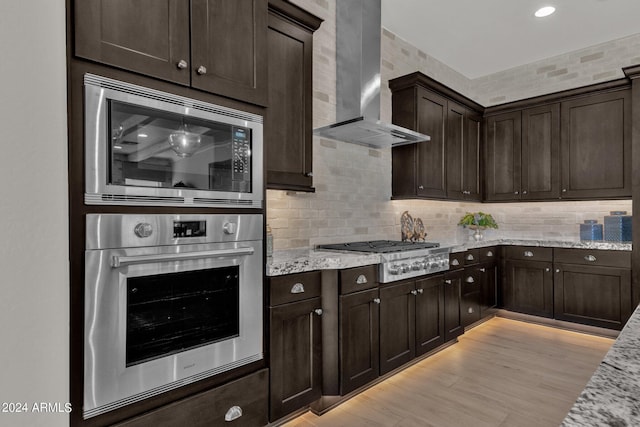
381,0,640,79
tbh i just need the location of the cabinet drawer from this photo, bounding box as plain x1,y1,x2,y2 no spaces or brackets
449,252,465,270
464,249,480,266
116,369,268,427
504,246,552,262
554,248,631,268
270,271,321,306
479,246,498,263
340,265,378,294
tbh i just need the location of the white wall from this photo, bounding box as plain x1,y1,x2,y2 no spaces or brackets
0,1,69,426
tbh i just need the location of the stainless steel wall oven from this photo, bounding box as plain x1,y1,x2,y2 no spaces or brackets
83,214,263,419
84,73,263,208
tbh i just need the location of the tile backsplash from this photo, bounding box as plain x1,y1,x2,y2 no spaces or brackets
271,0,636,250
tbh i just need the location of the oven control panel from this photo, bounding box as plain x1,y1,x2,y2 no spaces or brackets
173,220,207,238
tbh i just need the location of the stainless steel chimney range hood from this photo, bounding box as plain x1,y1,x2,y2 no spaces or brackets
313,0,430,148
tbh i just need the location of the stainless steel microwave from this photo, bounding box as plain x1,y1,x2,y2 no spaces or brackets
84,74,263,208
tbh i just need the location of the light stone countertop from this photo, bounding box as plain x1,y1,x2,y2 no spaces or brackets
562,303,640,426
266,239,631,277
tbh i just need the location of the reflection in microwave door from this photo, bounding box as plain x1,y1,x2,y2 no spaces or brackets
168,123,202,158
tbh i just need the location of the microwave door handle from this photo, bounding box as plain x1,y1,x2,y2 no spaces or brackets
111,247,255,268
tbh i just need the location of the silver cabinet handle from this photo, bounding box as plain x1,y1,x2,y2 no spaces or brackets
417,288,424,294
523,251,534,257
304,172,314,177
225,406,243,422
486,251,494,257
467,306,474,314
522,190,528,195
410,290,418,296
556,269,561,273
514,191,519,195
314,308,323,316
197,65,207,75
479,268,486,273
466,254,474,261
562,189,567,193
465,276,475,283
545,268,550,272
584,255,597,262
373,298,381,304
418,185,424,190
290,283,305,294
177,59,188,69
445,279,452,284
451,259,460,266
356,274,368,285
111,247,254,268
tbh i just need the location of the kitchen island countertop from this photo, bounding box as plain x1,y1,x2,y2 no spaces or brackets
562,302,640,426
266,239,631,277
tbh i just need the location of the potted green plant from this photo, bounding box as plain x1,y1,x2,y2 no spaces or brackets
458,212,498,241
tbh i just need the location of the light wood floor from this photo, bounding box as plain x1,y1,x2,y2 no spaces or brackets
284,317,613,427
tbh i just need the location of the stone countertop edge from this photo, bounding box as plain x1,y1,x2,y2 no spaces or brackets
266,239,631,277
561,303,640,426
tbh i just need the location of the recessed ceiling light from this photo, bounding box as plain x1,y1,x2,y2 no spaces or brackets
535,6,556,18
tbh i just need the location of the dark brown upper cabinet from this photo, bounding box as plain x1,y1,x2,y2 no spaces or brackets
75,0,268,106
265,0,322,192
560,90,631,199
485,104,560,201
390,73,483,201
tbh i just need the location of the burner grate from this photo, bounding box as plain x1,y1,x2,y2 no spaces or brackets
318,240,439,254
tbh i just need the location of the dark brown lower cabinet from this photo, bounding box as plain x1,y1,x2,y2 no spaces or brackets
415,275,445,356
379,280,416,375
443,270,464,341
554,264,632,330
339,288,380,395
114,369,268,427
269,297,322,421
479,261,498,317
504,259,554,318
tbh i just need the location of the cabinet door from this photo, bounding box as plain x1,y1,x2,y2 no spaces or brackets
265,5,319,191
269,297,322,421
446,101,465,200
464,112,482,201
415,275,445,356
521,103,560,200
415,89,447,198
191,0,268,106
478,262,498,318
339,288,379,395
379,281,415,375
75,0,191,85
554,264,632,330
504,260,553,318
443,270,463,342
485,111,522,201
560,90,631,198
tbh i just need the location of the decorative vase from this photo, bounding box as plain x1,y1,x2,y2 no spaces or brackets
469,225,485,241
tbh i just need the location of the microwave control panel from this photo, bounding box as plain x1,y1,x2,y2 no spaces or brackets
232,127,251,192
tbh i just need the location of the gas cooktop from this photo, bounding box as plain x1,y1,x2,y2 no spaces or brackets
317,240,440,254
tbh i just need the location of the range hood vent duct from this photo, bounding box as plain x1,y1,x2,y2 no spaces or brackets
313,0,430,148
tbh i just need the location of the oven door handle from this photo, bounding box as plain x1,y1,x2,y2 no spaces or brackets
111,247,255,268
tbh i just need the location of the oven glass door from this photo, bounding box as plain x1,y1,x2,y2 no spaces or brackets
84,242,262,419
109,100,252,193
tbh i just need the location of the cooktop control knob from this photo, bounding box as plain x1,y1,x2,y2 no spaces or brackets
411,262,421,271
134,222,153,238
389,265,400,275
400,264,409,273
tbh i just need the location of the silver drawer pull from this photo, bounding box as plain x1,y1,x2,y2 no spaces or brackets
451,259,460,266
225,406,243,422
466,254,475,261
467,307,474,314
356,274,368,285
314,308,323,316
584,255,597,262
465,276,475,283
410,290,418,296
373,298,381,304
523,251,534,257
417,288,424,294
479,268,486,273
445,279,452,284
290,283,305,294
486,251,494,257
